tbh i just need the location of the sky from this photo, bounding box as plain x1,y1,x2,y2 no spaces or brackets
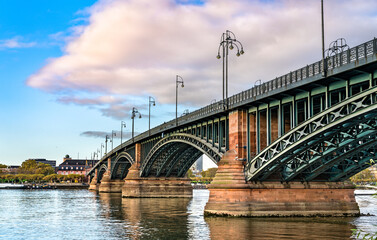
1,0,377,166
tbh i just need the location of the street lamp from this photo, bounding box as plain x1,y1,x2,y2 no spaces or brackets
120,121,126,147
111,130,116,150
105,135,109,154
216,30,244,110
131,107,142,142
321,0,325,77
176,75,184,126
149,96,156,136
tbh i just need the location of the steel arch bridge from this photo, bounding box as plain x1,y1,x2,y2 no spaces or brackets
245,87,377,182
88,38,377,185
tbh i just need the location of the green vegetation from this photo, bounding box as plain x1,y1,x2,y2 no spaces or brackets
0,173,85,184
19,159,55,175
189,168,218,184
349,159,376,184
0,159,85,184
0,164,7,168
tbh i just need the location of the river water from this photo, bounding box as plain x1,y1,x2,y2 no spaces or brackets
0,189,375,239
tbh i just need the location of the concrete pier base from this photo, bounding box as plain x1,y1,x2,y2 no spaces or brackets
88,177,99,191
122,164,192,198
204,151,360,217
98,177,124,193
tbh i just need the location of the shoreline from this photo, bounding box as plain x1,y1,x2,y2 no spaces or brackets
0,183,88,189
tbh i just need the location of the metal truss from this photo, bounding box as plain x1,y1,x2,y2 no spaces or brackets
140,133,222,177
110,152,134,180
246,87,377,182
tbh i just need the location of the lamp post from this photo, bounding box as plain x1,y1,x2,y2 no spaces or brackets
111,130,116,151
97,149,100,160
131,107,142,142
120,121,126,147
176,75,184,126
105,135,109,154
100,143,104,158
149,96,156,136
216,30,244,110
321,0,326,77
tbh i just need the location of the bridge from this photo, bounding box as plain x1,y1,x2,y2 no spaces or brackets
88,38,377,217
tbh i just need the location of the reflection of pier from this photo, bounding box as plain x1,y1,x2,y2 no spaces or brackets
206,217,355,239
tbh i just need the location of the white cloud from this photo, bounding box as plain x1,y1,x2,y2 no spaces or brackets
27,0,377,117
0,36,36,49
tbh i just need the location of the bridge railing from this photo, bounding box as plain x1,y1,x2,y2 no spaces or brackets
226,38,377,109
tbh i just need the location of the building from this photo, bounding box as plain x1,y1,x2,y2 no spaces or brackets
1,165,20,174
195,155,203,172
189,155,203,175
28,158,57,168
57,155,98,175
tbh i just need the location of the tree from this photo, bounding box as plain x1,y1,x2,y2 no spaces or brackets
0,163,7,168
19,160,55,175
201,168,218,178
187,169,194,178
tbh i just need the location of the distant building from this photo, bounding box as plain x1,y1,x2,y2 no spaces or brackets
56,155,98,175
28,158,56,168
190,155,203,175
195,155,203,172
2,165,19,174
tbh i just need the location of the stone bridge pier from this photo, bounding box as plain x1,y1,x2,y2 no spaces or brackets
204,109,360,217
98,158,124,193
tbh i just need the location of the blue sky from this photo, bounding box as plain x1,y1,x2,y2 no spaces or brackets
1,0,377,165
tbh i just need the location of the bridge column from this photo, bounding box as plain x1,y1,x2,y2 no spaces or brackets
228,109,248,159
205,150,359,217
122,143,192,198
98,158,124,193
88,169,99,191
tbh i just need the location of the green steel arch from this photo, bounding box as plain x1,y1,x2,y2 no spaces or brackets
140,133,223,177
97,163,108,183
245,87,377,182
110,152,134,180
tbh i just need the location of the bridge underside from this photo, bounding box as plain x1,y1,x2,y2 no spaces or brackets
140,134,222,178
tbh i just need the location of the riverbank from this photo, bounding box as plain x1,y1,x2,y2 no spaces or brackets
0,183,88,189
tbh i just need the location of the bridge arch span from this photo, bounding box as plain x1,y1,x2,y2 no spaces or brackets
97,164,108,183
110,152,134,180
140,133,223,177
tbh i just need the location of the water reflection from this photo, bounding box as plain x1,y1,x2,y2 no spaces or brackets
98,192,192,239
0,189,375,239
206,217,355,240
